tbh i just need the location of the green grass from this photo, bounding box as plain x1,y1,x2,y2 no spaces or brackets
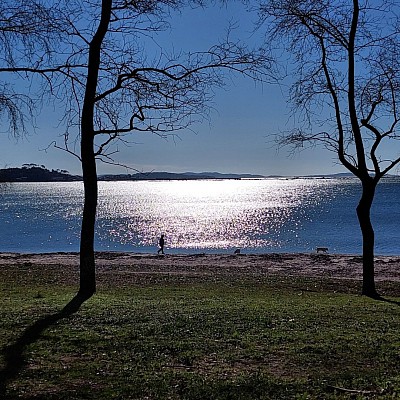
1,267,400,399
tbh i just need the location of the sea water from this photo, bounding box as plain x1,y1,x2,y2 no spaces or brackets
0,178,399,255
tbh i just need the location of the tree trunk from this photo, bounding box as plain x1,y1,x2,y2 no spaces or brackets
356,180,378,297
78,0,112,298
79,132,97,298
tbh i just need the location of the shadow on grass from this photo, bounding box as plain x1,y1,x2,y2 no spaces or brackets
375,295,400,306
0,293,90,398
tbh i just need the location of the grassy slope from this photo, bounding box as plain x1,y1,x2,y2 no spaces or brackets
1,265,399,399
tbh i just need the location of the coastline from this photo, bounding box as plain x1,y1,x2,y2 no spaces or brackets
1,251,400,283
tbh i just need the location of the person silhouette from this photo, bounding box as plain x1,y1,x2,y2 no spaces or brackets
157,234,165,254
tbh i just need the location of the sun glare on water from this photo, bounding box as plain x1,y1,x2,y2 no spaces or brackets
7,177,399,254
96,178,326,252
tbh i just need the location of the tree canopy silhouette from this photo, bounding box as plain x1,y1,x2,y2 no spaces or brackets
0,0,62,137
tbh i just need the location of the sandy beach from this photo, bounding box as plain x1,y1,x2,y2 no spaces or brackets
1,251,399,284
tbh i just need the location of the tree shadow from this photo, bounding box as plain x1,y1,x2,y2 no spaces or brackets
0,293,91,398
366,292,400,306
375,295,400,306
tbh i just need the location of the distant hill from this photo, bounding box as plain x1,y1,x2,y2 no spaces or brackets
5,165,395,183
98,171,266,181
0,166,265,182
0,165,81,182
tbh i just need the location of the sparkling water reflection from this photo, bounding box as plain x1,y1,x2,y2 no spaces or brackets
1,178,399,254
98,179,326,251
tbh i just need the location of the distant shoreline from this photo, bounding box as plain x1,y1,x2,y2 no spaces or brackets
0,165,380,183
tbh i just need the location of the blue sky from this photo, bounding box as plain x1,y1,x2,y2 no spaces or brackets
0,2,347,177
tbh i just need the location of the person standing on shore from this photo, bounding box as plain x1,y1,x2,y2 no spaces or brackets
157,234,165,255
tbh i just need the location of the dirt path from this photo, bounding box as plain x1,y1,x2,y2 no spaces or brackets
1,252,399,282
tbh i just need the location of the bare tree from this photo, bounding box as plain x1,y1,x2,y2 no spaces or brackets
42,0,272,297
256,0,400,297
0,0,63,137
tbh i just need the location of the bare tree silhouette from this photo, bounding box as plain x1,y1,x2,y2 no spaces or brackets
257,0,400,297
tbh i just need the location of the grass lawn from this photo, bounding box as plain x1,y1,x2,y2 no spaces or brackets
0,264,399,399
